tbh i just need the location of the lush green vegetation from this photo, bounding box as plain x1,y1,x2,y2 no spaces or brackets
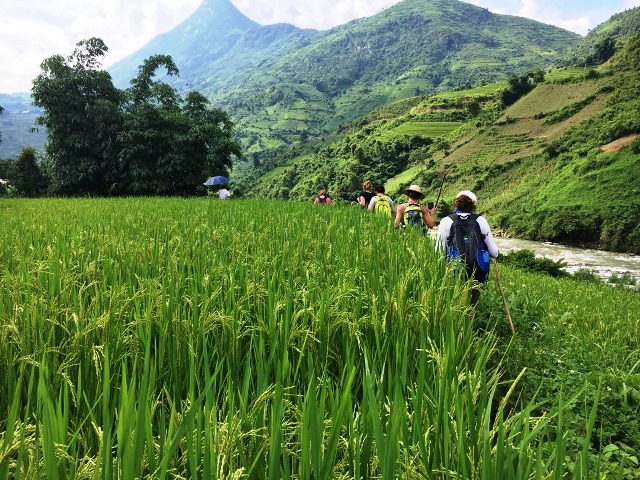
498,249,568,278
1,4,638,253
486,55,640,253
383,121,462,139
0,197,638,478
96,0,580,157
562,6,640,67
237,29,640,253
1,39,241,197
6,147,48,197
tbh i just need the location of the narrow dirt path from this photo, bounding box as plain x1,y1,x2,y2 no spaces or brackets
600,134,639,152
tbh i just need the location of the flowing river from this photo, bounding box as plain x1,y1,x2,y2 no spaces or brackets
427,230,640,285
493,236,640,285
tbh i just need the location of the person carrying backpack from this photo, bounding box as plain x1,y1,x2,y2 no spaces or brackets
394,184,437,231
368,185,395,217
314,189,332,205
357,180,375,209
436,190,499,306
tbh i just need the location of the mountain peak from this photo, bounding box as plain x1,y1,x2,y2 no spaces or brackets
178,0,258,37
108,0,257,87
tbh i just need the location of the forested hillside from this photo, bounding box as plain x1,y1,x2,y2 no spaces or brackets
238,30,640,253
108,0,580,155
1,0,580,161
563,5,640,66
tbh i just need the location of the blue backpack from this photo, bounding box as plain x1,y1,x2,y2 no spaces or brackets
446,213,490,282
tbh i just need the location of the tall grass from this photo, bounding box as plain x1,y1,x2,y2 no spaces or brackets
0,197,627,478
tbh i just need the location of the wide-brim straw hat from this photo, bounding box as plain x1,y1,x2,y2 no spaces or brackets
402,184,425,199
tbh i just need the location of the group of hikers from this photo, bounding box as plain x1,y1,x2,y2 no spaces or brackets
315,180,499,306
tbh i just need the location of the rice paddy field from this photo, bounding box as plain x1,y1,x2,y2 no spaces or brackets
1,197,639,479
384,122,463,139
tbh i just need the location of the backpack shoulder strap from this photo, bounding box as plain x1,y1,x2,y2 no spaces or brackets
469,213,485,239
446,214,459,242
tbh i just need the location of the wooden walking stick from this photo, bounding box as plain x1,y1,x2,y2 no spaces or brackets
493,259,515,334
433,171,447,208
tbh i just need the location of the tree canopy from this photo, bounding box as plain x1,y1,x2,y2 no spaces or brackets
32,38,241,196
12,147,48,197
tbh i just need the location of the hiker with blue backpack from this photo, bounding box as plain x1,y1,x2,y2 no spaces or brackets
368,184,396,218
437,190,499,306
394,184,437,231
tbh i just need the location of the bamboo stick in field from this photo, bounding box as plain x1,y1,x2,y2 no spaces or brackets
493,259,515,334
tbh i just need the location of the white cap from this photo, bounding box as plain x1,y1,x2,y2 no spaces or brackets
455,190,477,205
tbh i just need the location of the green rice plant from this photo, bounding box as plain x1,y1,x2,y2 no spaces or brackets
1,197,638,479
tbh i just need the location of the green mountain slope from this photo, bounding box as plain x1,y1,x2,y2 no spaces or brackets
1,0,580,160
214,0,580,153
240,30,640,253
563,6,640,66
108,0,262,89
109,0,580,155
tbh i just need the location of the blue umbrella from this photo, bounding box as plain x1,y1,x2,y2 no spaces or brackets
204,175,230,186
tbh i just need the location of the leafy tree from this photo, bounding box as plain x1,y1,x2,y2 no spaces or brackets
0,104,4,145
466,99,481,117
118,56,241,195
181,91,241,182
0,158,12,196
12,147,48,197
620,31,640,70
32,40,241,197
590,37,617,64
431,138,451,157
0,158,11,179
501,72,542,107
32,38,124,195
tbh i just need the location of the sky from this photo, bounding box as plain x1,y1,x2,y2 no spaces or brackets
1,0,638,94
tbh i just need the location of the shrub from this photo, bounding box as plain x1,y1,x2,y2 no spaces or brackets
544,95,597,125
539,208,602,245
601,210,640,254
498,249,568,277
572,268,603,284
608,272,637,286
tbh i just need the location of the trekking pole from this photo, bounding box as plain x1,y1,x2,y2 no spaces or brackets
493,259,515,334
434,171,447,208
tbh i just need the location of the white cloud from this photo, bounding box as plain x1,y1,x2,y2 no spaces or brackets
232,0,400,29
557,16,592,35
450,0,639,35
0,0,201,93
1,0,638,94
